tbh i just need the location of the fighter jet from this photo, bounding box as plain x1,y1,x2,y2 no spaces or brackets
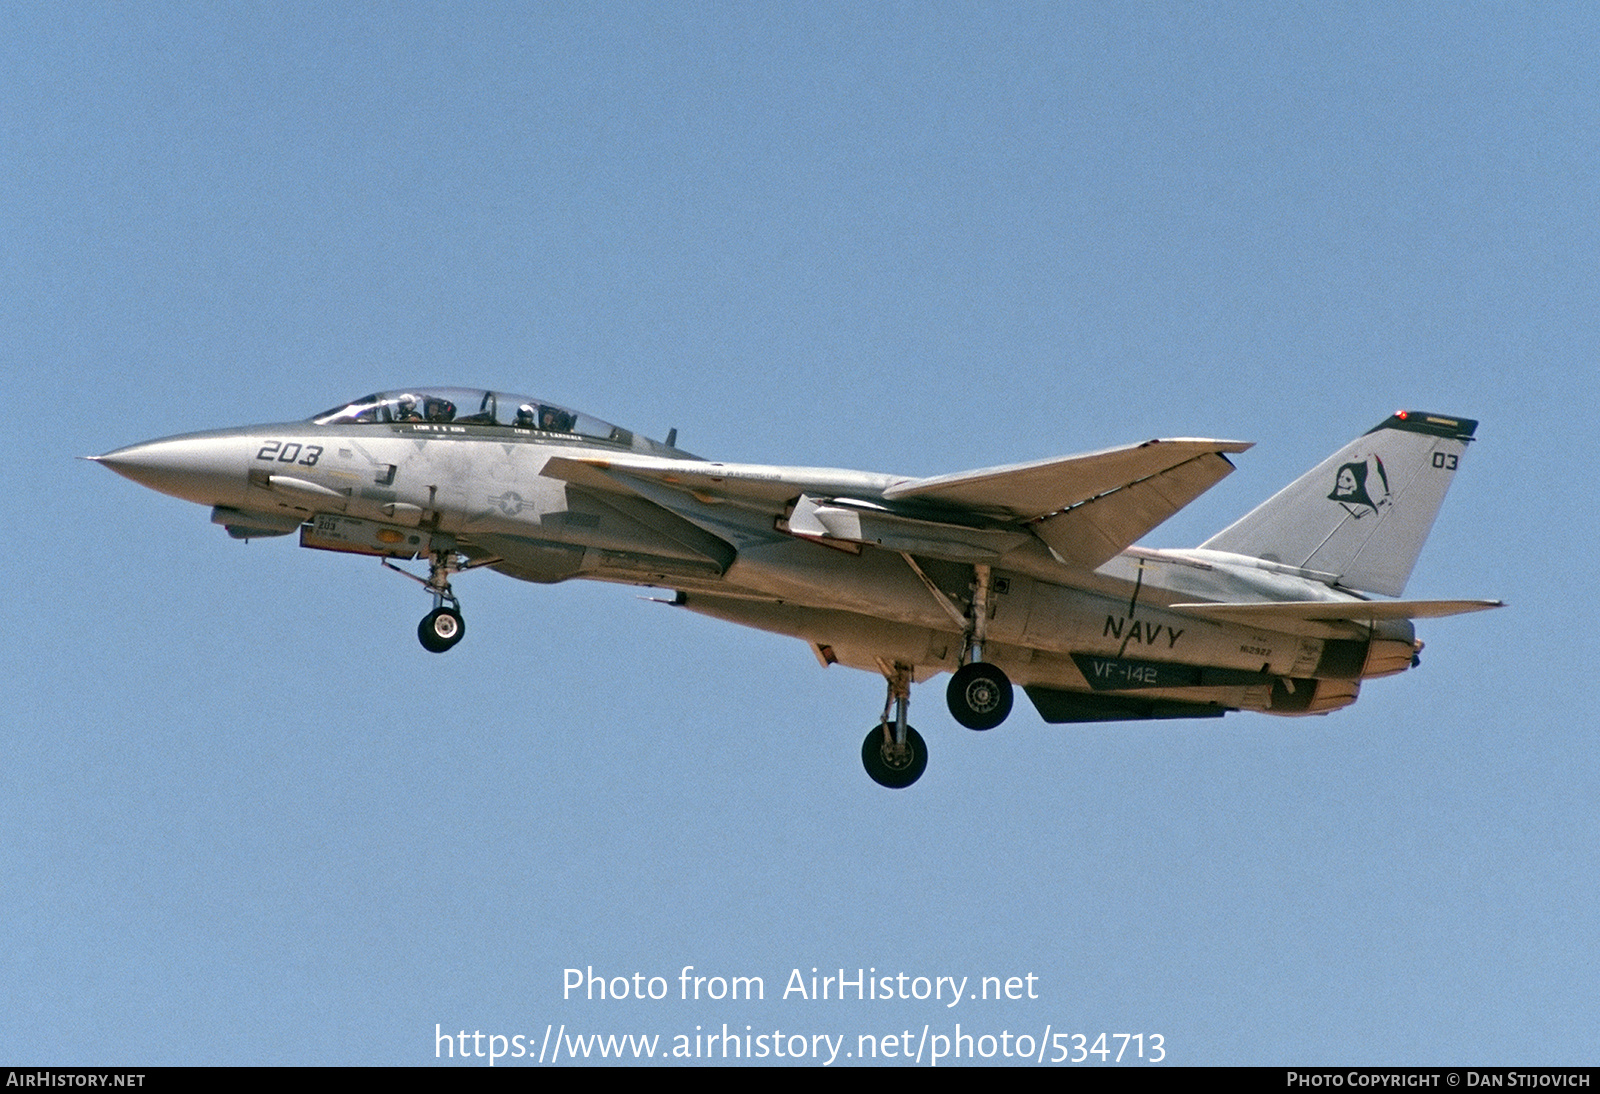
92,389,1500,788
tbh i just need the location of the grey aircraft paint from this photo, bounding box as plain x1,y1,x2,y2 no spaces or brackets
93,390,1500,788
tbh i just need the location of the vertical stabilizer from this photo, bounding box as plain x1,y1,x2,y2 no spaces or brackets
1200,412,1477,597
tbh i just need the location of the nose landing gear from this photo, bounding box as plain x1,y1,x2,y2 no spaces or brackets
383,548,477,653
418,605,465,653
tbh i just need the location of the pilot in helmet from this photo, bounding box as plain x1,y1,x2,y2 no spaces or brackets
539,405,574,432
393,394,421,421
515,403,538,429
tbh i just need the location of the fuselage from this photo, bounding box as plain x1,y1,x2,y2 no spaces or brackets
96,390,1415,722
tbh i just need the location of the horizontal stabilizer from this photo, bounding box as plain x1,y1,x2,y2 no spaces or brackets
1169,599,1504,624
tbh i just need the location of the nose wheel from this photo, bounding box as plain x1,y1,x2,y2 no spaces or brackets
418,606,465,653
383,548,482,654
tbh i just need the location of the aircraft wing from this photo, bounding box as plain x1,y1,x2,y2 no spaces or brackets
882,438,1252,516
884,439,1251,570
542,438,1253,569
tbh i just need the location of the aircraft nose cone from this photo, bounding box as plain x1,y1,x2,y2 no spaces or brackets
92,434,247,507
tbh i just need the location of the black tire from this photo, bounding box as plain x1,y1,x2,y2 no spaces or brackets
946,662,1013,730
418,607,465,653
861,724,928,789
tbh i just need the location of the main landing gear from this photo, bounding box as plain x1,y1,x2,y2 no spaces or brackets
859,660,1013,789
862,662,927,789
944,562,1014,731
947,661,1013,730
383,549,473,653
857,566,1020,788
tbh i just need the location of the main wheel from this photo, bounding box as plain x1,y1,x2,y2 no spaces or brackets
418,607,465,653
861,724,928,789
946,662,1013,730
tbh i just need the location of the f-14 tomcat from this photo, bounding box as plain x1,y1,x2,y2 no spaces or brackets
93,389,1500,788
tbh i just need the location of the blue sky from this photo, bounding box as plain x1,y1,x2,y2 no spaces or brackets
3,2,1595,1066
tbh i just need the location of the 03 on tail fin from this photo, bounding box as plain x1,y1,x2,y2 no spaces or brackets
1200,411,1477,597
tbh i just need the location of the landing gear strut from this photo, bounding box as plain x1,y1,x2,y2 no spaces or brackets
945,563,1014,730
862,662,927,789
384,549,471,653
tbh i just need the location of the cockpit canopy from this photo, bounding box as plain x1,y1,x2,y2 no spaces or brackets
310,388,683,455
